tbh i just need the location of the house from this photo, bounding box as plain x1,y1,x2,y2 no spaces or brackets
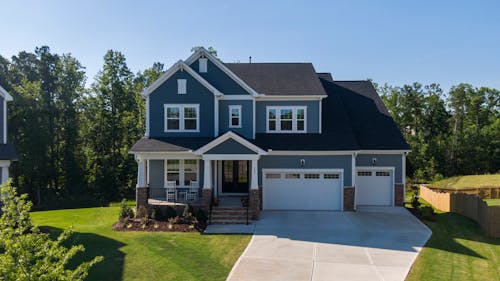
130,48,409,221
0,85,17,183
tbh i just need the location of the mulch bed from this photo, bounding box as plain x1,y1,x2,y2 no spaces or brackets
112,218,206,233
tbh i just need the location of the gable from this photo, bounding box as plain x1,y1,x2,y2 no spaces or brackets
205,138,257,154
189,59,251,95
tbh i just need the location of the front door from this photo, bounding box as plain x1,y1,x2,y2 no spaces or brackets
222,160,249,193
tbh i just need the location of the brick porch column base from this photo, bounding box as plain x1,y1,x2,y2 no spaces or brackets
201,188,212,213
136,187,149,211
249,189,261,220
343,187,355,211
394,184,404,206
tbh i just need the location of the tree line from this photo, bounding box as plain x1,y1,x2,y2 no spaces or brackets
0,46,498,208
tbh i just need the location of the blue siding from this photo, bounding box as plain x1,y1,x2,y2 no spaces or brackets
256,100,320,133
205,139,256,154
356,154,403,183
148,69,215,137
0,96,4,143
218,100,253,138
258,155,352,186
190,59,250,95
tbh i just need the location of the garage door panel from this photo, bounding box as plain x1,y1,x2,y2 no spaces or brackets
356,169,392,206
263,172,342,211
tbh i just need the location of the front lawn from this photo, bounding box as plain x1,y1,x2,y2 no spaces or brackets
484,199,500,206
431,174,500,189
31,206,250,281
405,190,500,281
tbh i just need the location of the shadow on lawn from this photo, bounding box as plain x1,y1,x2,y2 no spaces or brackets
40,226,126,281
418,211,499,259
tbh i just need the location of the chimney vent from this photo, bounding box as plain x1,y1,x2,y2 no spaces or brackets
249,56,252,63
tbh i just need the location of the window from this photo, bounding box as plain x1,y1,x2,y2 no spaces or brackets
199,58,207,73
229,105,242,128
166,159,199,186
266,106,307,133
164,105,199,132
376,171,390,177
265,173,281,179
177,79,187,94
357,171,372,176
285,173,300,179
304,173,320,179
324,174,339,179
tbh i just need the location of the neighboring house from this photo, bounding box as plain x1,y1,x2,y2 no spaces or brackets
130,48,409,220
0,85,17,184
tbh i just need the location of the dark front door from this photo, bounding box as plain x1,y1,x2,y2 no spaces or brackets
222,160,249,193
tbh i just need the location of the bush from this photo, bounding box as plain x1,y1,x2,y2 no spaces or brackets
136,205,149,219
165,206,177,219
183,204,194,218
119,199,134,222
151,206,165,221
411,195,421,210
420,206,436,221
194,209,208,224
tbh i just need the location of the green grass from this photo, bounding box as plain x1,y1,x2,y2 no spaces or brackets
31,207,251,281
431,174,500,189
484,199,500,206
405,190,500,281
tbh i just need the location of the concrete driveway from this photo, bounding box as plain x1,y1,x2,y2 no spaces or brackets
227,207,431,281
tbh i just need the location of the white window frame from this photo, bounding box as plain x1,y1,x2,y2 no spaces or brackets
177,79,187,94
165,159,199,187
229,105,242,128
266,106,307,133
199,58,208,73
164,104,200,132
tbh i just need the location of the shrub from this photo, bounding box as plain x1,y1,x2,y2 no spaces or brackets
420,206,436,221
151,206,165,221
165,206,177,219
411,195,421,210
183,204,194,218
194,209,208,224
136,205,149,219
119,199,134,222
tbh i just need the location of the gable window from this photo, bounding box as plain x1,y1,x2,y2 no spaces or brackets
177,79,187,94
199,58,208,73
229,105,242,128
164,104,199,132
166,159,199,186
266,106,307,133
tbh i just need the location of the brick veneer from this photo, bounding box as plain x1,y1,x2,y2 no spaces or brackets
201,188,212,213
343,187,355,211
249,189,261,220
394,184,404,206
136,187,149,211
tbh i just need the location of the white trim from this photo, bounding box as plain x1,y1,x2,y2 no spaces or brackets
252,99,256,139
266,106,307,133
164,104,200,132
355,166,395,207
141,60,222,97
185,47,261,97
219,95,254,100
358,150,411,154
402,152,407,201
3,99,6,143
256,95,326,101
145,96,150,137
0,85,13,101
194,131,267,155
318,100,322,134
228,105,242,128
133,152,200,159
0,160,11,167
262,168,344,211
146,159,150,186
202,154,260,161
352,153,357,210
165,159,200,187
267,150,358,155
214,97,219,137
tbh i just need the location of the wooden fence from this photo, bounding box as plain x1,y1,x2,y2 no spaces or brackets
420,185,500,238
425,186,500,199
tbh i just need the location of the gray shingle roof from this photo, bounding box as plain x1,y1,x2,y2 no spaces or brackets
225,63,326,96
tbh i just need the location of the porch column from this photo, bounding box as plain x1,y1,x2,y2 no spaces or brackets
136,156,148,211
249,158,261,220
136,157,146,187
203,159,211,189
250,159,258,190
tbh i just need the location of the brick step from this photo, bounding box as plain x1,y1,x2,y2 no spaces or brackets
210,215,250,220
210,219,252,224
211,210,249,215
212,206,247,210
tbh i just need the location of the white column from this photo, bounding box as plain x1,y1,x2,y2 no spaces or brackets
402,152,407,199
1,165,9,183
203,159,212,189
137,157,146,187
250,159,258,190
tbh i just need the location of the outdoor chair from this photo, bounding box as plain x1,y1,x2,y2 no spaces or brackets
165,181,176,201
186,181,199,201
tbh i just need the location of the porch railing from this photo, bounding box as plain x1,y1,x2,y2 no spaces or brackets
148,187,200,203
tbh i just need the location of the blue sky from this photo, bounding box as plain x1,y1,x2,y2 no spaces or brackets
1,0,499,91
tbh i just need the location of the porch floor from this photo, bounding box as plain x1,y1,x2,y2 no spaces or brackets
148,198,201,206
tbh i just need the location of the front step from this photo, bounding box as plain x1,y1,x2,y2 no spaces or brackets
210,206,252,224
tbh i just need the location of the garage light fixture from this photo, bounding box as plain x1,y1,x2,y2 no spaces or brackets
300,159,305,167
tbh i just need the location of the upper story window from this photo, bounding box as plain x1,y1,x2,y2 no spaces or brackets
199,58,208,73
229,105,242,128
177,79,187,94
266,106,307,133
164,104,199,132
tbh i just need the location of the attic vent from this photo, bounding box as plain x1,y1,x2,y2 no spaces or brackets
199,58,207,73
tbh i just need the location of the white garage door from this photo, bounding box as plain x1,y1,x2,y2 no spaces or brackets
263,170,342,210
356,168,393,206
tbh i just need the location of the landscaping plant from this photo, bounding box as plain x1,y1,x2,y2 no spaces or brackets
118,199,134,222
0,180,103,280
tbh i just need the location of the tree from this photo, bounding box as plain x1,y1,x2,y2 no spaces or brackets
191,46,218,57
0,179,103,280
